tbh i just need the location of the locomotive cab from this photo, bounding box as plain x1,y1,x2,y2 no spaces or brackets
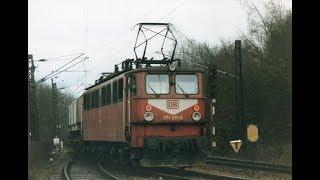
125,65,209,167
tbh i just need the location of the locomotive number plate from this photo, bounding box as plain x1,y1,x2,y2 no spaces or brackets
163,115,183,120
167,99,179,109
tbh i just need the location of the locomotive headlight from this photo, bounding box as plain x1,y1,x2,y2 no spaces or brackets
192,112,201,121
144,112,154,121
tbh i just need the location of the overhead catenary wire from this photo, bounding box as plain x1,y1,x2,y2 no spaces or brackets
35,57,79,62
57,83,85,107
86,4,169,74
73,85,88,97
62,72,88,91
83,0,88,55
179,59,239,78
84,1,185,81
81,0,89,86
34,53,84,61
70,83,85,95
158,0,185,22
53,3,187,107
37,55,88,84
45,57,89,82
87,46,125,73
217,69,239,79
38,54,84,82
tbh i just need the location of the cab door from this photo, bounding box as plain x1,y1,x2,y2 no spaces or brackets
124,74,136,141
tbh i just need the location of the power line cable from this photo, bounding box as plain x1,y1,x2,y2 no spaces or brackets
86,7,160,74
44,57,89,82
70,83,84,95
84,2,185,77
57,83,85,107
158,0,185,21
87,46,125,73
35,53,83,61
83,0,88,55
37,56,88,84
35,57,79,62
73,84,88,98
37,54,84,83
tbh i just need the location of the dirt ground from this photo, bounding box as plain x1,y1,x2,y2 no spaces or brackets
188,165,292,180
28,141,71,180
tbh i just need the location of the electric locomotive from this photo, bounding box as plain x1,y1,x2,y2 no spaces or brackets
68,23,215,168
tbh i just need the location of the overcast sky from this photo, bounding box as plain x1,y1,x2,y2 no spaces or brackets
28,0,292,97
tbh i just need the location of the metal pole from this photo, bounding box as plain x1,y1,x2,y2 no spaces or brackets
235,49,239,139
59,125,61,140
235,40,245,140
51,78,57,138
29,54,39,141
28,55,31,141
206,60,217,150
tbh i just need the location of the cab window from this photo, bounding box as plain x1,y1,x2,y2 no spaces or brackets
83,93,90,110
112,81,118,103
106,84,111,105
118,78,123,101
129,75,136,96
146,74,169,94
175,75,198,94
101,86,107,106
90,92,95,108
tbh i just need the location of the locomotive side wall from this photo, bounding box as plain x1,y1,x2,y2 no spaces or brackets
82,102,125,141
82,74,126,142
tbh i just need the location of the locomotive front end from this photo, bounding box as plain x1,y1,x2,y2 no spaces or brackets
127,66,209,167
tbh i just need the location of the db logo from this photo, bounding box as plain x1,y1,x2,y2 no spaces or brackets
167,99,179,109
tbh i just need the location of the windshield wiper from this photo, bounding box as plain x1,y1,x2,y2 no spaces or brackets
158,75,161,92
147,83,158,95
176,83,187,94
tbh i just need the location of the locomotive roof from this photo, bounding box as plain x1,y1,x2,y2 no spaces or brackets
124,65,206,74
84,65,206,90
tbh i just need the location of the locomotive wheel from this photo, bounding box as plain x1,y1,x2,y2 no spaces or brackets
130,159,139,167
118,147,130,166
109,145,119,164
130,159,141,168
178,166,187,170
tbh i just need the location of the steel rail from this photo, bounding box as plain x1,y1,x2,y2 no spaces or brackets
97,157,121,180
152,171,191,180
63,160,72,180
206,156,292,174
146,167,243,180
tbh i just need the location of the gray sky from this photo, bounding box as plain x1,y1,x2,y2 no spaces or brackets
28,0,291,97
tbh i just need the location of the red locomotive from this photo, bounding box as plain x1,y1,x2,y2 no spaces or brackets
68,23,215,167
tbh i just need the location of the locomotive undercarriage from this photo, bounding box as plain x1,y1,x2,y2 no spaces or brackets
140,136,208,168
71,140,134,166
70,135,207,168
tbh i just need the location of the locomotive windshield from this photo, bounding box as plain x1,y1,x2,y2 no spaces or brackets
146,74,169,94
175,75,198,94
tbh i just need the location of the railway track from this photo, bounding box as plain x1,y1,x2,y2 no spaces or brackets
63,160,71,180
97,156,122,180
55,146,290,179
61,148,249,180
63,156,242,179
63,159,107,180
206,156,292,174
145,167,244,180
95,156,201,180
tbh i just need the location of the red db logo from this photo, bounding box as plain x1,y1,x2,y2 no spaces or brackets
167,100,179,109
